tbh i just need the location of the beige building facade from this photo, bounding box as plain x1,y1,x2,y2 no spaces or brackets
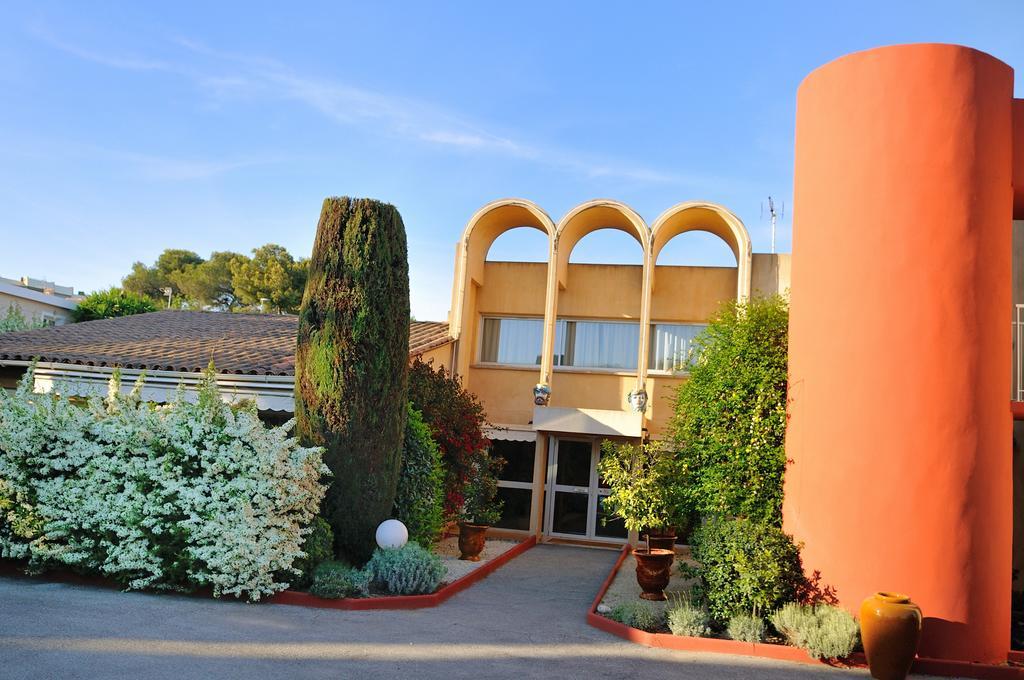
444,198,789,544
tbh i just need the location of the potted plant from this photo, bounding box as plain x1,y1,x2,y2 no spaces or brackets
598,440,677,601
457,450,504,561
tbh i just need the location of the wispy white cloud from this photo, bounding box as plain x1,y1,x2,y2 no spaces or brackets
31,27,711,187
5,135,282,182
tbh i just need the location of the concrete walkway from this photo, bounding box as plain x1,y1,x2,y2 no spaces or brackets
0,544,883,679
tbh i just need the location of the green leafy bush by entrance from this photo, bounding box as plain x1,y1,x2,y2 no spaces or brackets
771,603,860,659
393,404,445,547
72,288,157,322
727,613,767,642
687,516,805,623
0,365,328,601
310,561,370,599
666,295,789,525
365,543,446,595
295,197,410,563
598,441,684,541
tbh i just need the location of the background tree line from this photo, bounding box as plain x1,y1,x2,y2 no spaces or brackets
121,244,309,314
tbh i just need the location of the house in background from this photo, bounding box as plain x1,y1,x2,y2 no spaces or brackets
0,311,452,408
0,276,81,326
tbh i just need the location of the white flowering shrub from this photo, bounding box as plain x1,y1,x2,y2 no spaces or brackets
0,364,328,601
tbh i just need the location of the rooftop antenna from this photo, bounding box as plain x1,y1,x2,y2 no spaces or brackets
761,196,785,254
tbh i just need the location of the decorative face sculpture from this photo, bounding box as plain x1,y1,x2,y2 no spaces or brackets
533,383,551,406
628,389,648,413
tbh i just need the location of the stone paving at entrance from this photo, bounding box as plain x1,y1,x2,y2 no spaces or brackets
0,544,909,679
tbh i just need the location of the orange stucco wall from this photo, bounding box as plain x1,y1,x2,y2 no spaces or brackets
784,44,1014,662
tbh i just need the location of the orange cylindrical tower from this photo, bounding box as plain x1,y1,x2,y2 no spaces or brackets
784,44,1014,662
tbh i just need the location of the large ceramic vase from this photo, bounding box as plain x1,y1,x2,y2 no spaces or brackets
859,592,922,680
633,548,674,601
458,522,488,561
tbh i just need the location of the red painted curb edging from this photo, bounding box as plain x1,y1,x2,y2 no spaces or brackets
0,536,536,611
586,545,1024,678
270,535,536,610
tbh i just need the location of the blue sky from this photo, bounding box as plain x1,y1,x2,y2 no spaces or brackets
1,2,1022,320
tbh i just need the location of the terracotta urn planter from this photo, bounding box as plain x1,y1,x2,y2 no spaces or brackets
457,522,488,561
859,592,922,680
633,547,674,601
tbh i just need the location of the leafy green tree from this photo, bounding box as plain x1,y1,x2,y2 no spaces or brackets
72,288,157,322
666,295,789,525
294,197,410,562
122,249,204,302
171,251,247,309
231,244,307,314
121,261,167,300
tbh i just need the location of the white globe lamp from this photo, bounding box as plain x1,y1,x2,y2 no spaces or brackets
375,519,408,550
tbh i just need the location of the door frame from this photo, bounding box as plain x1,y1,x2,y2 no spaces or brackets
541,435,627,543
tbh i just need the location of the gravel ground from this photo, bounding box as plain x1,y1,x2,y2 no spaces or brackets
598,548,697,619
434,537,518,583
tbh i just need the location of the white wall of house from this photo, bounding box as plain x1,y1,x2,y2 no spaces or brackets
0,280,78,325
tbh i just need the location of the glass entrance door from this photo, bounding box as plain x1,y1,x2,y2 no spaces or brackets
543,437,627,541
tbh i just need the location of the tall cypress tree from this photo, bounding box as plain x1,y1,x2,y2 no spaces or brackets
295,197,410,562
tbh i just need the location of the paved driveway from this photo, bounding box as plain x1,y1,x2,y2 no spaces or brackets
0,544,880,679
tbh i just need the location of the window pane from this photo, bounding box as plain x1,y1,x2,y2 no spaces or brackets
556,440,592,486
493,440,535,483
595,495,628,539
649,323,706,372
557,320,639,370
495,487,532,531
480,317,543,365
552,492,589,535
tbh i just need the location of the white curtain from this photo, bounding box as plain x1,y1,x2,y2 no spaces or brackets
483,317,544,365
559,321,639,370
649,323,706,372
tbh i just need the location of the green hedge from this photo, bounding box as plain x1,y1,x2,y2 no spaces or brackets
393,404,445,547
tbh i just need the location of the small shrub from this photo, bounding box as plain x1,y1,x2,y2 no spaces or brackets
459,448,503,526
666,594,711,637
393,404,445,547
309,561,370,599
72,287,157,322
609,601,666,632
771,603,859,659
292,518,334,588
688,516,805,622
727,613,766,642
365,543,446,595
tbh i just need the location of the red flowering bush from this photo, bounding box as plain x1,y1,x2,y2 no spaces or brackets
407,359,490,520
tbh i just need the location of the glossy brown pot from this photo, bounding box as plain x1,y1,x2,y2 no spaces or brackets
633,548,674,601
458,522,488,561
859,592,922,680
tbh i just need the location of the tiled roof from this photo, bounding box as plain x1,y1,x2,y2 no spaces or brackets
0,311,451,376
